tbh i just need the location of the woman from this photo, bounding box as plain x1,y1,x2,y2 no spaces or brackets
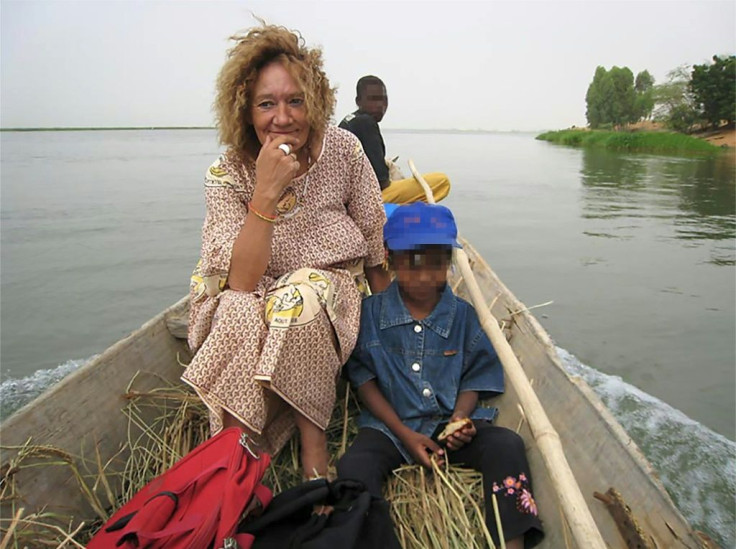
183,24,390,480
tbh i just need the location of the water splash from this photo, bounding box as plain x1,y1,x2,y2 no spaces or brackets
557,347,736,548
0,357,94,420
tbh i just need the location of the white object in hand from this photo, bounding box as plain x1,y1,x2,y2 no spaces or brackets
278,143,291,156
437,418,473,441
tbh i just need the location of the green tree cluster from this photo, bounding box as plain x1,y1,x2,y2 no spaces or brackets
585,66,654,128
652,55,735,133
690,55,736,128
652,65,698,133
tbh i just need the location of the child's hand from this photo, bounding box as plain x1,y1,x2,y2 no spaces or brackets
445,415,476,452
402,430,445,468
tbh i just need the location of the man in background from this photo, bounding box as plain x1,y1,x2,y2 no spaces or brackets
340,75,450,204
339,75,391,189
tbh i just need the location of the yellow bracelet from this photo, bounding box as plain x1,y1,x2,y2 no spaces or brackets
248,203,278,223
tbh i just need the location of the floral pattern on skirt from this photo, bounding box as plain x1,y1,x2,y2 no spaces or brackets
492,472,539,516
182,266,362,455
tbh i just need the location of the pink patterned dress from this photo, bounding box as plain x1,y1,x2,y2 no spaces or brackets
182,127,386,454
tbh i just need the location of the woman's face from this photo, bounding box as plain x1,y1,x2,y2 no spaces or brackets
250,62,310,153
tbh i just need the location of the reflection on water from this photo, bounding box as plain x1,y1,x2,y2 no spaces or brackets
580,149,735,265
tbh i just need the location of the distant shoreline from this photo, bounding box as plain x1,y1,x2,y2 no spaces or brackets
3,126,731,148
0,126,215,132
0,126,543,134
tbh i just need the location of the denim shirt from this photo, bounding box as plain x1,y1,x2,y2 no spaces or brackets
345,280,505,463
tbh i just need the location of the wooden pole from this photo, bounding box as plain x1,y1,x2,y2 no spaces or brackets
408,159,607,549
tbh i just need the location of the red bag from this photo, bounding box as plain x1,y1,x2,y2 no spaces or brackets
87,427,272,549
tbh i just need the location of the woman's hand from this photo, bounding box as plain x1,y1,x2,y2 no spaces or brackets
252,135,301,205
444,415,477,452
400,429,444,468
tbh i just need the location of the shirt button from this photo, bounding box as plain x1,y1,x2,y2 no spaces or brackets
411,363,421,372
422,388,432,398
414,325,422,333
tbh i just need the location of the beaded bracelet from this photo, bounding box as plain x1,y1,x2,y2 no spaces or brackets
248,202,278,223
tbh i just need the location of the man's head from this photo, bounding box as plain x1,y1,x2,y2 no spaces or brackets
355,75,388,123
383,203,461,300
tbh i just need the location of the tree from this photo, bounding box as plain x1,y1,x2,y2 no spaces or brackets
608,66,637,126
634,70,655,120
585,66,652,128
667,104,699,134
635,70,655,93
690,55,736,128
585,66,608,129
652,65,699,133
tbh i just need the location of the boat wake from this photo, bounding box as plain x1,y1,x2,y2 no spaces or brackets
557,347,735,548
0,357,94,421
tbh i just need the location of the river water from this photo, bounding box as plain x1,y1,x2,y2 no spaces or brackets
1,129,734,545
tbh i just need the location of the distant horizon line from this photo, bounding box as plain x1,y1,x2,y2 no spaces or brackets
0,125,556,134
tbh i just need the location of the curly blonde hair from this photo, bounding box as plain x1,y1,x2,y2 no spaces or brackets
214,24,336,160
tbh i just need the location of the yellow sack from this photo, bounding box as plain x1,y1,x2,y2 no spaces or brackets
381,172,451,205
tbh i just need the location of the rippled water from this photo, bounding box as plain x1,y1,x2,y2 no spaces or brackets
1,129,734,545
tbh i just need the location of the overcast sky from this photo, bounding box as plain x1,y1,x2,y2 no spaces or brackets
1,0,734,131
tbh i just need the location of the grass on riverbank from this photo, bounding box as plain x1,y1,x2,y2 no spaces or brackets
536,129,722,154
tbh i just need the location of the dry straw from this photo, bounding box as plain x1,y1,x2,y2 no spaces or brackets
0,440,93,548
1,376,494,547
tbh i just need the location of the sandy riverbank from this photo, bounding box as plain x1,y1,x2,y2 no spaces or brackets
628,120,735,148
697,126,735,147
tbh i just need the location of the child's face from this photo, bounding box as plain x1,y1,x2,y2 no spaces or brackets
392,247,452,302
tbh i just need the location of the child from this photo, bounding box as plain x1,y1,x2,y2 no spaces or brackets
337,202,544,548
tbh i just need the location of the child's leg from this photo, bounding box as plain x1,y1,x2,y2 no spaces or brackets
336,428,405,497
450,423,544,548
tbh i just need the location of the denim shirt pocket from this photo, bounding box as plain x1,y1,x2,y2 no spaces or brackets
423,347,462,411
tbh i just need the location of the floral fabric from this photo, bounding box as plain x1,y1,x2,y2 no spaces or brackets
493,472,539,516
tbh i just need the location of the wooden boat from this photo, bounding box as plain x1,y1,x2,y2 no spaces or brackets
0,239,712,548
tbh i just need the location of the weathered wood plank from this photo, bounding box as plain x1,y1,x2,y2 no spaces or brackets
0,297,191,521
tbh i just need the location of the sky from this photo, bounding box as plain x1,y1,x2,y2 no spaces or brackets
1,0,734,132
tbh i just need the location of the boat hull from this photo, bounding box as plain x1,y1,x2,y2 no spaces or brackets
0,240,706,547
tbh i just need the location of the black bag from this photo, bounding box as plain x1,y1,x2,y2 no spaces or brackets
239,478,401,549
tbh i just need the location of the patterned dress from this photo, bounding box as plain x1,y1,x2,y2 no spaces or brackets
182,126,386,454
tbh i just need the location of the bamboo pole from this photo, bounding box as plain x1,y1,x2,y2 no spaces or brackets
408,159,606,549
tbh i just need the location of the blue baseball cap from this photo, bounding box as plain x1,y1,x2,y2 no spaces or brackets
383,202,461,251
383,203,400,219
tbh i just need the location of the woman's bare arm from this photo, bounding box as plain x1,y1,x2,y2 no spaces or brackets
228,136,299,291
